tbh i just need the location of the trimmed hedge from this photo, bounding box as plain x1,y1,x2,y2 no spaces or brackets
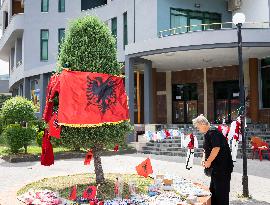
3,124,37,153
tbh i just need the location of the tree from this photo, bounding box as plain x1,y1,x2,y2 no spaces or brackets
0,94,11,109
57,16,132,184
1,96,36,125
1,96,37,153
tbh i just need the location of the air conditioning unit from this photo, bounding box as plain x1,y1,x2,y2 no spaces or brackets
227,0,241,11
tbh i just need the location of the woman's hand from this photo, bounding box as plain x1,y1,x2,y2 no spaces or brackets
204,160,212,168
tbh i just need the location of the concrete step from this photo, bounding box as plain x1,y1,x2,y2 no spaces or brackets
138,150,203,157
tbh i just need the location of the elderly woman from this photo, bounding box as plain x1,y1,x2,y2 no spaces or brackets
192,114,233,205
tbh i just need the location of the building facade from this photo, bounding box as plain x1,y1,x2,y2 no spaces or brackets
0,0,270,131
0,74,10,95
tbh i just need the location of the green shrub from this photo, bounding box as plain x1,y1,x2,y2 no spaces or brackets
29,119,47,132
0,94,11,109
3,124,37,154
36,131,44,147
1,96,36,125
0,115,4,136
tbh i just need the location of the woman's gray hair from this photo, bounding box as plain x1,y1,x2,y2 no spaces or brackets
192,114,210,128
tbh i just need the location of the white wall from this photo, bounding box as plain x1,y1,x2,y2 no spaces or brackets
23,0,81,74
82,0,158,62
82,0,135,62
236,0,270,28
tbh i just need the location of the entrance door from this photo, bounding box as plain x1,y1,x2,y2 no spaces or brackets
172,84,198,123
214,81,240,123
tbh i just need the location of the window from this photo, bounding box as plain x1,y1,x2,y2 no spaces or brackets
111,17,117,38
58,0,65,12
30,79,40,112
40,30,49,61
19,84,23,96
81,0,107,11
170,8,221,33
41,0,49,12
123,12,128,49
261,58,270,108
10,48,15,72
58,28,65,52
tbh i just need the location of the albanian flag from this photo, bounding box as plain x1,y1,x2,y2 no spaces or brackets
69,185,77,201
84,150,93,165
43,74,60,123
40,130,54,166
58,70,129,127
82,186,97,199
48,112,61,139
136,158,153,178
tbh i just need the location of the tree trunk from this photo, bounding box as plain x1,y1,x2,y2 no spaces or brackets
93,145,105,184
24,144,27,154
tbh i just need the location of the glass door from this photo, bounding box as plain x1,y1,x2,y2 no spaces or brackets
173,101,185,123
172,84,198,123
214,81,239,123
190,19,203,31
186,100,198,122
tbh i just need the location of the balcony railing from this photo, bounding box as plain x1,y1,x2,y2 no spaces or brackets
159,21,270,38
1,13,24,40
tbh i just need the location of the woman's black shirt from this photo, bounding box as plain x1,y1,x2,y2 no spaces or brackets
203,127,233,174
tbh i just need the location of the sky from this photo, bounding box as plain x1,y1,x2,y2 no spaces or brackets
0,60,8,75
0,29,9,75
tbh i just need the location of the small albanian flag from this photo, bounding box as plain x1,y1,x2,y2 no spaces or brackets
40,129,54,166
82,186,97,199
48,112,61,139
164,129,171,138
69,185,77,201
84,150,93,165
114,144,119,152
136,158,153,178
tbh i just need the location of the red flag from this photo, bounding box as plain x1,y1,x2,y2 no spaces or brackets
43,74,60,122
48,112,61,139
136,158,153,178
41,130,54,166
187,134,194,149
69,185,77,201
114,144,119,152
84,150,93,165
164,129,170,138
58,70,129,126
82,186,97,199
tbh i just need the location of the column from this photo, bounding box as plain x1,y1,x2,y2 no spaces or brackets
152,68,157,123
203,68,208,118
23,77,30,99
125,56,134,124
144,60,153,124
249,58,259,123
166,71,172,124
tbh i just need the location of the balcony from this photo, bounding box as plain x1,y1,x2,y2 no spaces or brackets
0,13,24,61
1,0,24,30
125,22,270,71
158,22,270,38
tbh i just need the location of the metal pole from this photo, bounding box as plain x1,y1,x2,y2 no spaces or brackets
237,23,249,197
